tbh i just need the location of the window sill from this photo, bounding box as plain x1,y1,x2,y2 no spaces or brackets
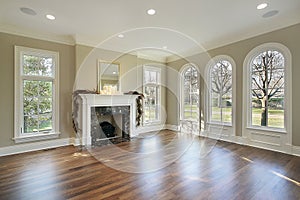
180,119,199,123
143,121,162,126
246,126,287,134
207,122,232,127
13,132,60,144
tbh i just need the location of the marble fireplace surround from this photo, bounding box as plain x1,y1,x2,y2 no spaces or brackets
78,94,138,146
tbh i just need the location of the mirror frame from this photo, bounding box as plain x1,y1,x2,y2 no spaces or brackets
97,60,120,94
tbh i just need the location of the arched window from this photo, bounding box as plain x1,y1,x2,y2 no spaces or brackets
244,43,291,131
207,56,235,125
180,64,199,122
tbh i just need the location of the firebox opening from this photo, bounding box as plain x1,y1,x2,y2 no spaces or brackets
98,114,123,139
91,106,130,146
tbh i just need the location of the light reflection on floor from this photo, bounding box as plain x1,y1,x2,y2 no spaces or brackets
271,170,300,186
240,155,300,187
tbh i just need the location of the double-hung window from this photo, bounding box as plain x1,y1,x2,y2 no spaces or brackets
143,66,161,124
14,46,59,143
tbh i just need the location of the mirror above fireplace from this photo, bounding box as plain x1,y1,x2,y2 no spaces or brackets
97,60,120,94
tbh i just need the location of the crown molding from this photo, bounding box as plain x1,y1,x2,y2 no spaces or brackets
0,23,75,45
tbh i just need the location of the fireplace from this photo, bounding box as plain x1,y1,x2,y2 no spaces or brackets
91,106,130,145
77,94,138,146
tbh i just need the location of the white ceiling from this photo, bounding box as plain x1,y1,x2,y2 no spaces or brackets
1,0,300,61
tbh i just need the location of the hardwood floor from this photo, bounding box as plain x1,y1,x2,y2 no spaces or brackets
0,130,299,200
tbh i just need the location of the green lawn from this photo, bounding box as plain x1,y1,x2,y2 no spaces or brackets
184,104,199,119
211,107,284,128
149,104,284,128
185,105,284,128
251,108,284,128
211,107,232,123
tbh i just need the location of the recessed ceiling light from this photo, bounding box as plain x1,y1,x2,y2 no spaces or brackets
112,71,117,74
46,14,56,20
118,34,124,38
163,46,168,49
257,3,268,10
147,9,156,15
20,7,37,16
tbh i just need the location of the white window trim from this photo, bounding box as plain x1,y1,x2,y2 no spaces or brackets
242,43,292,138
179,63,200,122
204,55,236,128
14,46,60,143
143,65,161,125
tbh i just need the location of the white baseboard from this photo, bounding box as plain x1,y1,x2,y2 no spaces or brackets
70,137,81,146
200,131,299,157
134,124,180,135
1,129,299,158
0,123,179,157
0,138,71,157
164,124,180,132
292,145,300,156
167,124,300,157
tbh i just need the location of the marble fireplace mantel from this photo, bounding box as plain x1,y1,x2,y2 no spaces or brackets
78,94,139,146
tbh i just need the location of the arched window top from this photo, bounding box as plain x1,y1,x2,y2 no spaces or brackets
244,43,291,70
180,63,199,75
205,55,236,78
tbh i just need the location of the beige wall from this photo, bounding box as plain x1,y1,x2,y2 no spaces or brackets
74,44,167,124
0,32,75,147
166,23,300,146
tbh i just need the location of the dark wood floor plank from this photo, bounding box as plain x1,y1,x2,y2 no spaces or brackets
0,130,299,200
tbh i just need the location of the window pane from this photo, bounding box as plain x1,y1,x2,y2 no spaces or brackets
23,80,39,97
39,81,53,97
149,71,157,83
39,98,52,114
251,106,262,126
183,66,199,121
23,55,39,75
23,55,54,77
39,114,53,132
223,107,232,123
143,68,160,123
23,97,38,115
267,97,284,128
184,111,192,119
22,80,53,134
144,71,150,83
211,106,221,122
40,57,53,77
24,115,38,133
144,105,150,121
267,109,284,128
